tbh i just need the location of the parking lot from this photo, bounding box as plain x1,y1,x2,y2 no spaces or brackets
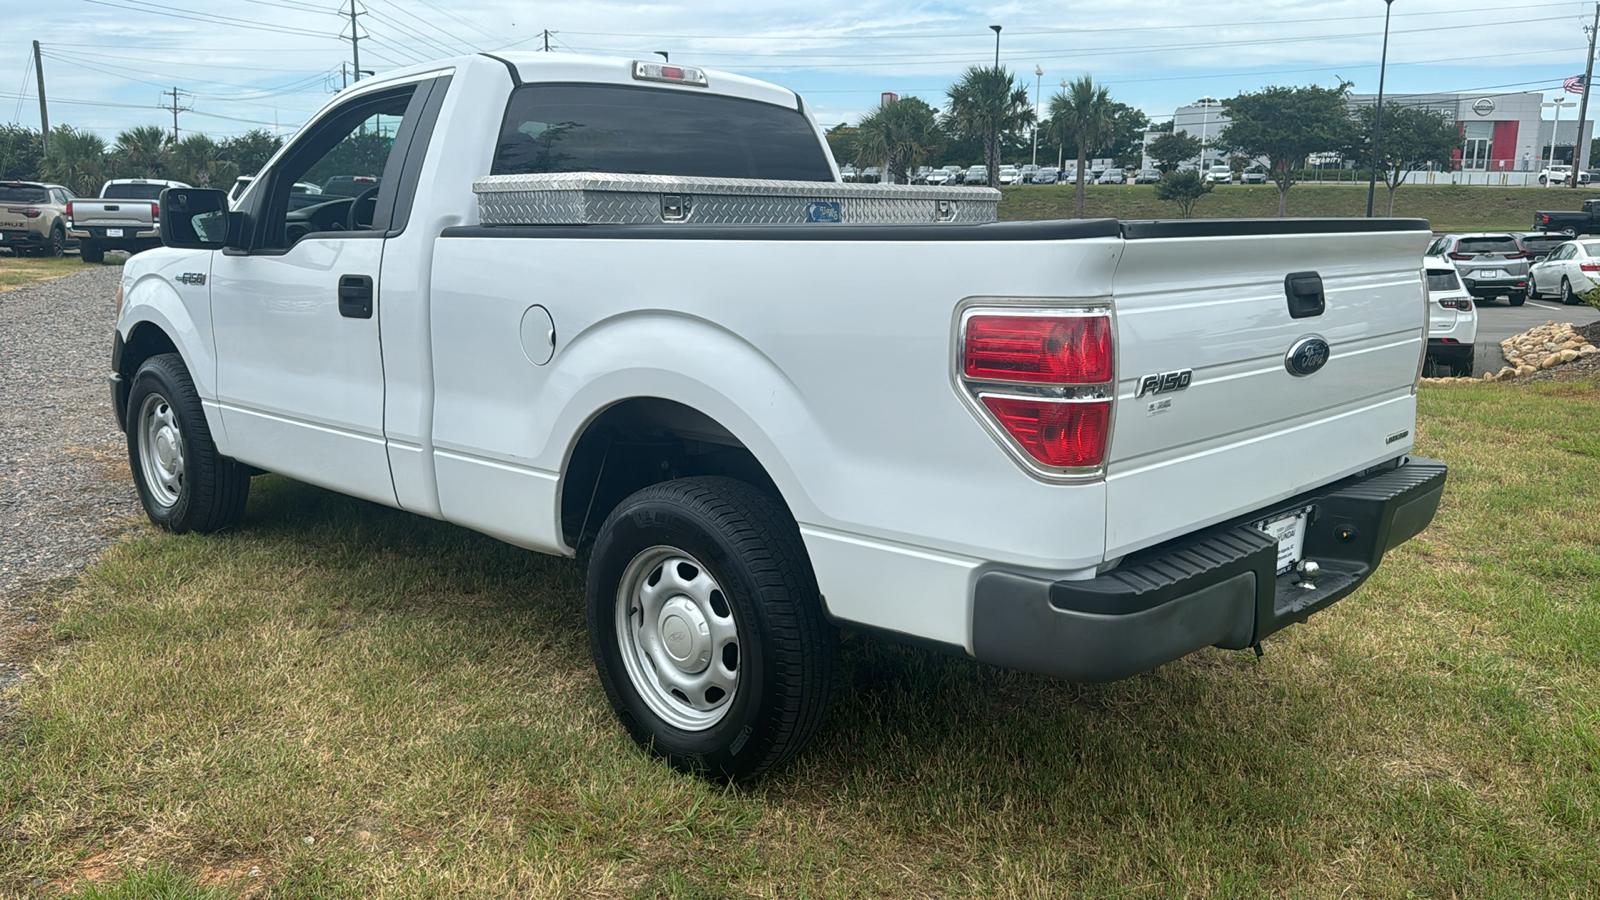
1469,294,1600,375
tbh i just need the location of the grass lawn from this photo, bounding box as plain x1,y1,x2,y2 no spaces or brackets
3,378,1598,898
0,254,118,292
1000,183,1600,234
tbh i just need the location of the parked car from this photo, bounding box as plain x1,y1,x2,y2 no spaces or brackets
1205,165,1233,184
925,165,963,186
910,166,936,184
1019,163,1040,184
121,52,1446,782
860,166,881,183
1097,167,1126,185
1515,231,1570,263
0,181,75,257
964,164,988,185
66,178,191,263
1241,168,1268,185
1032,166,1060,185
1060,166,1083,184
997,166,1022,185
1538,165,1591,187
1133,168,1161,185
1423,255,1477,376
839,165,857,182
1528,239,1600,305
1088,163,1107,181
1532,198,1600,235
1424,233,1530,305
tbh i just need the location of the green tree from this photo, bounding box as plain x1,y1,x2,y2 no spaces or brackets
1051,76,1119,217
170,134,237,189
944,66,1034,189
825,124,858,168
1146,131,1202,173
41,126,107,195
220,129,283,176
1104,102,1151,167
854,97,944,183
1154,169,1213,217
1216,83,1354,216
0,124,44,181
1347,102,1458,216
112,125,171,179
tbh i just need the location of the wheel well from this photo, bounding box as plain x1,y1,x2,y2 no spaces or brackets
119,322,180,382
561,398,784,551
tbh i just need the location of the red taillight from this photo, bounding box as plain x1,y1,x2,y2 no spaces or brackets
7,207,43,218
1582,264,1600,273
964,315,1112,383
1439,298,1472,311
980,397,1111,468
65,201,74,219
1507,251,1529,259
1447,252,1474,261
151,201,159,219
1539,214,1551,225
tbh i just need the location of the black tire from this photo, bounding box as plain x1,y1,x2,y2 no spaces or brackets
126,353,250,534
1451,348,1476,378
80,242,105,264
1539,176,1548,186
42,225,65,258
1561,278,1578,305
1509,291,1526,307
587,476,836,782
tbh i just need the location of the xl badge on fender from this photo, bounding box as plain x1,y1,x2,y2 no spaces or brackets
1136,368,1192,398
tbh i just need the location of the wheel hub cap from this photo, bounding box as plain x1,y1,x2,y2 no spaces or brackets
658,597,712,671
137,394,185,509
614,547,741,731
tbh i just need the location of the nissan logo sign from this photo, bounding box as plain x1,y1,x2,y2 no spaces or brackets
1472,97,1496,116
1285,336,1331,377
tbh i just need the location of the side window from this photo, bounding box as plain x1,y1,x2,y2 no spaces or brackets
1425,238,1443,256
252,84,419,250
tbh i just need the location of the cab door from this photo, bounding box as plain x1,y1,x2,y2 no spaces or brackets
208,82,429,506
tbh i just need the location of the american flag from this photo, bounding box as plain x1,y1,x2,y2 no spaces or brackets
1566,75,1589,94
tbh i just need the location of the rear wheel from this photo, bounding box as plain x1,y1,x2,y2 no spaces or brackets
80,242,105,264
1561,278,1578,305
1509,291,1526,307
42,225,65,258
587,476,836,782
126,353,251,533
1450,347,1475,378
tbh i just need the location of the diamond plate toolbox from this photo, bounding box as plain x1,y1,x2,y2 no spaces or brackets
473,173,1000,226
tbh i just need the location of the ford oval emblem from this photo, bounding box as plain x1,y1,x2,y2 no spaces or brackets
1285,336,1331,377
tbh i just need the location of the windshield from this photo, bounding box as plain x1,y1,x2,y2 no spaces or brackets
492,83,832,181
1457,237,1518,254
1426,269,1461,292
102,183,165,200
0,185,49,203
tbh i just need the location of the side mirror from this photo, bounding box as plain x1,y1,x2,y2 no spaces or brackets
160,188,235,250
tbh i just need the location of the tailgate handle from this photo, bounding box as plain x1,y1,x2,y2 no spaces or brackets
1284,271,1325,319
338,274,374,319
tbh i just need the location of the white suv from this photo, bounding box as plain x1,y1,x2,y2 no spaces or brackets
1423,255,1478,376
1539,165,1591,187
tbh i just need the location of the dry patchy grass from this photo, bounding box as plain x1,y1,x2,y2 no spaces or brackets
0,254,116,292
3,378,1597,898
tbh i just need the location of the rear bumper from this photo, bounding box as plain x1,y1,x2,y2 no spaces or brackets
1460,276,1526,297
970,456,1447,682
69,225,159,243
2,229,47,248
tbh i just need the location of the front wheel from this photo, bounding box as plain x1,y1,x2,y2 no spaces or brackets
126,353,251,533
587,476,836,782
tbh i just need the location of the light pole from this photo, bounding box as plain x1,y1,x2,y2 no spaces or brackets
1544,96,1576,175
1196,96,1218,170
990,25,1002,68
1366,0,1396,217
1059,78,1068,169
1032,65,1043,167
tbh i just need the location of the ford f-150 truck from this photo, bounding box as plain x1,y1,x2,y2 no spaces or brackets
112,53,1446,781
68,178,190,262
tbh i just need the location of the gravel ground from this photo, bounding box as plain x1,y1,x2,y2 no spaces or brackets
1,264,140,692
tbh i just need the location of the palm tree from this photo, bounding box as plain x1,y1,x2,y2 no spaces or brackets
944,66,1034,190
113,125,171,179
41,126,107,196
1051,76,1118,218
170,134,238,189
854,97,944,183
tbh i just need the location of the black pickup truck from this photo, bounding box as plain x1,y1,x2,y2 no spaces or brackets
1533,198,1600,236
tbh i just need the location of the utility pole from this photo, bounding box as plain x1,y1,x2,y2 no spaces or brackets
345,0,364,82
541,29,552,51
1568,1,1593,186
1366,0,1397,218
32,40,49,156
161,87,191,142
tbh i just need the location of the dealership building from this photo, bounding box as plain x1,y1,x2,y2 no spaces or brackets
1158,90,1593,173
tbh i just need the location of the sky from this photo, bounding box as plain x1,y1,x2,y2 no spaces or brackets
3,0,1597,143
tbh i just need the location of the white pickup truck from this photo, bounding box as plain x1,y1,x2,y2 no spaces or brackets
112,53,1447,781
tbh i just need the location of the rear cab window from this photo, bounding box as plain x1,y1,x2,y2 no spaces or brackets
490,83,833,181
102,184,165,201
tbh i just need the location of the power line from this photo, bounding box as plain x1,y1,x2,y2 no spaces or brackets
79,0,344,39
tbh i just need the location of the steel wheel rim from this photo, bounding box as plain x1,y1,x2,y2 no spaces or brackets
1562,280,1573,304
137,393,185,508
614,545,741,731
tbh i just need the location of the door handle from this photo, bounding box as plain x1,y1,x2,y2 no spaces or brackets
338,274,373,319
1284,271,1325,319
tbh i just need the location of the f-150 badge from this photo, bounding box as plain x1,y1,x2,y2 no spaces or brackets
1136,368,1192,398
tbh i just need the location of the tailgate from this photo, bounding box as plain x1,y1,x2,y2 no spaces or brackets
1104,219,1430,558
72,201,153,227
